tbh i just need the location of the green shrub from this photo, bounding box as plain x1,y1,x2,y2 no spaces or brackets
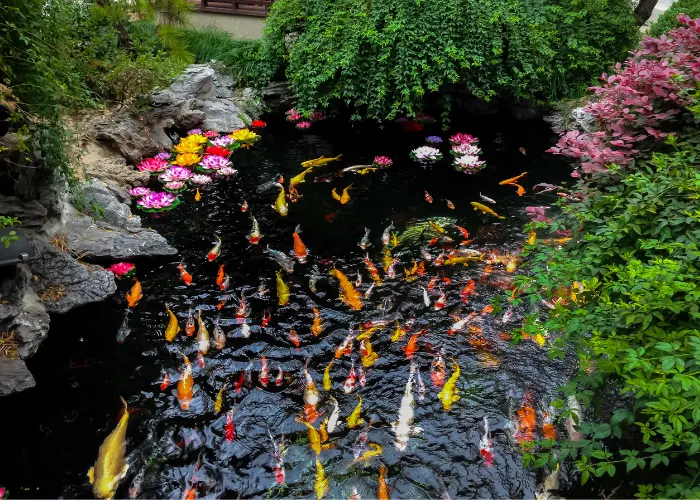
254,0,638,121
649,0,700,36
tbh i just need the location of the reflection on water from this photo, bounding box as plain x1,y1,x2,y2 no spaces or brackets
0,112,573,499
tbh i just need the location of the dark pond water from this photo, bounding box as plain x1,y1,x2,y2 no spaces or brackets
0,111,574,499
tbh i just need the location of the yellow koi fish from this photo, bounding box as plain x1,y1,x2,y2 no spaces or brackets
88,397,129,499
526,231,536,245
391,321,407,342
429,221,445,234
319,417,329,443
471,202,505,219
315,459,329,499
290,166,315,187
499,171,528,185
296,417,334,455
323,359,334,391
197,310,210,355
340,184,352,204
444,255,486,266
276,270,290,306
273,184,289,216
391,233,399,248
347,395,365,428
214,383,227,414
164,305,180,342
329,268,363,310
382,247,393,271
360,339,379,367
357,443,383,462
437,358,461,411
302,154,343,168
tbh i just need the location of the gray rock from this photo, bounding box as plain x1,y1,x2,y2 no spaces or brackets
61,207,177,259
12,281,50,359
81,150,151,188
543,113,565,134
510,100,542,121
0,358,35,396
95,112,169,165
0,195,47,229
79,178,141,230
569,107,596,133
29,239,117,314
198,99,248,132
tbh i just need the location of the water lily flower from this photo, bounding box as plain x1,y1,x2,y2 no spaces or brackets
454,154,485,171
155,151,171,160
410,146,443,161
449,132,478,145
373,156,393,167
287,112,302,122
426,135,443,144
159,166,193,183
230,128,260,144
217,167,238,177
190,174,213,185
185,133,208,145
296,121,312,130
451,143,482,156
211,135,236,148
136,157,168,174
128,186,152,197
251,119,267,128
286,108,298,116
136,191,180,212
164,181,186,192
310,111,326,121
173,153,202,167
106,262,136,278
203,130,219,138
205,145,232,157
198,154,231,172
174,140,203,155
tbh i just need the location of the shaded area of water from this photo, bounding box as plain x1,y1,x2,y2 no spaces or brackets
1,112,573,498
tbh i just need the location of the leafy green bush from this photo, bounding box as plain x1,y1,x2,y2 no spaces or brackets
649,0,700,36
254,0,638,120
179,27,262,85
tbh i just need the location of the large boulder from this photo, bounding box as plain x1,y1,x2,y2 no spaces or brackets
29,239,117,314
0,195,47,229
79,178,141,230
0,358,35,396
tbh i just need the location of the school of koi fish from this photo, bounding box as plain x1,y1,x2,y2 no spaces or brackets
82,118,581,500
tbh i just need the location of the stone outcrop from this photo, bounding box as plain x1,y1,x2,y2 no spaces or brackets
544,105,596,134
0,358,36,396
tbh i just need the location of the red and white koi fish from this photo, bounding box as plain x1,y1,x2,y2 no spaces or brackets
213,318,226,350
275,366,284,386
160,372,170,391
225,409,236,443
197,351,205,368
185,309,195,336
434,289,447,310
364,253,383,285
289,329,301,348
358,363,367,387
235,293,249,318
344,358,357,394
177,262,193,285
431,350,446,387
241,200,248,212
261,309,272,327
455,226,470,239
356,272,362,287
247,216,262,245
219,274,230,292
434,253,445,266
427,276,438,291
448,312,477,335
259,356,270,387
425,190,433,203
480,417,494,466
292,225,309,263
268,429,286,485
365,283,375,298
461,279,475,303
335,330,356,358
358,228,371,250
207,236,222,261
446,199,455,209
386,258,398,279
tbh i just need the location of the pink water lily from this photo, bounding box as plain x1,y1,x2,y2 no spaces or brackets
187,128,203,135
449,132,478,146
155,151,171,160
204,130,219,138
310,111,326,121
190,174,213,185
199,155,231,171
128,187,151,197
159,166,193,183
137,191,179,211
287,112,302,122
296,121,312,130
164,181,186,192
106,262,136,278
454,155,485,170
136,157,169,174
211,135,236,148
217,167,238,177
373,156,393,167
451,143,481,156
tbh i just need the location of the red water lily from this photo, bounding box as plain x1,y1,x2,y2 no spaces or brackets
205,146,232,157
251,120,267,128
106,262,136,278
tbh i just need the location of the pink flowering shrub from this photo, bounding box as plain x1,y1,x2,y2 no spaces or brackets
548,15,700,176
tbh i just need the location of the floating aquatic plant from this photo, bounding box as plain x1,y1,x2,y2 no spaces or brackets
190,174,213,185
173,140,203,154
159,166,193,183
136,192,181,212
155,151,171,161
217,167,238,177
372,156,393,167
296,121,312,130
410,146,442,161
286,112,302,122
173,153,202,167
205,145,231,157
198,154,231,172
230,128,260,145
136,157,168,174
184,133,208,145
210,135,236,148
128,186,152,197
164,181,187,193
251,119,267,128
451,143,482,156
310,111,326,121
187,128,203,135
204,130,219,138
449,132,478,146
106,262,136,278
426,135,443,144
454,154,485,172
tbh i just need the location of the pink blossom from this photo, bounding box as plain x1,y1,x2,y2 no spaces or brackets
190,174,213,185
287,112,303,122
296,121,312,130
106,262,136,278
137,192,179,211
128,187,151,197
373,156,393,167
204,130,219,138
198,155,231,171
217,167,238,177
159,166,192,183
136,157,168,174
164,181,186,192
526,206,553,224
449,132,478,145
310,111,326,121
187,128,203,135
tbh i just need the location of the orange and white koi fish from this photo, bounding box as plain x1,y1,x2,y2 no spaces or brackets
126,278,143,308
185,309,195,336
447,311,477,335
480,417,494,466
437,358,461,411
461,279,475,303
195,188,201,202
519,147,527,156
434,252,445,266
431,350,446,387
392,362,422,451
378,465,389,500
247,216,262,244
273,183,289,216
289,329,301,347
216,265,225,287
207,236,222,261
213,317,226,350
344,358,357,393
160,372,170,391
235,293,249,318
196,310,210,355
311,307,325,337
241,200,248,212
304,360,321,423
292,225,309,263
427,276,439,292
164,305,180,342
329,268,363,310
434,289,447,310
471,202,505,219
364,253,383,285
356,272,362,287
177,262,193,286
542,407,557,440
335,330,356,358
455,226,470,239
499,172,527,185
425,190,433,203
446,199,455,209
386,258,398,279
177,355,194,410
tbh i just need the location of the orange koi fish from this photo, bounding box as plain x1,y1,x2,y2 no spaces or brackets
185,309,195,336
329,268,363,310
207,236,222,261
177,355,194,410
195,188,201,202
196,310,210,355
126,279,143,308
482,305,494,315
289,329,301,348
515,394,536,444
461,279,475,303
216,265,225,287
160,372,170,391
378,465,389,500
512,184,526,196
424,191,433,203
292,225,309,263
177,262,192,286
402,329,425,359
311,308,324,337
303,360,321,423
499,172,527,185
542,409,557,440
363,253,383,285
431,351,446,387
455,225,469,239
446,199,455,209
261,309,272,327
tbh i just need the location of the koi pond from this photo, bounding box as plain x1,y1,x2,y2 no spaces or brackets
1,110,574,499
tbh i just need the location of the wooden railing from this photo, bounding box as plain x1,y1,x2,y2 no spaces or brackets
192,0,275,16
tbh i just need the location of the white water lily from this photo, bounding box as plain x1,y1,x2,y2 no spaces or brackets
411,146,442,160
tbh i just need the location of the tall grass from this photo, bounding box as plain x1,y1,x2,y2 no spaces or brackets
179,27,263,85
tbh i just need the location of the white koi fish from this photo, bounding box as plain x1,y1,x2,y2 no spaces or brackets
392,361,422,451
